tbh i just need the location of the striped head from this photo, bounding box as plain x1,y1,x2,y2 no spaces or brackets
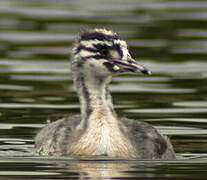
71,28,151,77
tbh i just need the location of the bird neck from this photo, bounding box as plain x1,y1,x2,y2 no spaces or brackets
73,71,116,128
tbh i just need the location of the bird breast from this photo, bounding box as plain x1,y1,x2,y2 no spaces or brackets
69,106,138,158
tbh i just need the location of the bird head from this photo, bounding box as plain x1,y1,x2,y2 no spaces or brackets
71,28,151,77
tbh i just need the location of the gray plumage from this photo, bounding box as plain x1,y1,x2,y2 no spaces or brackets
35,28,175,159
35,115,175,159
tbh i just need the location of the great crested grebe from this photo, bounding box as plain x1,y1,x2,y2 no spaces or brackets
35,28,175,159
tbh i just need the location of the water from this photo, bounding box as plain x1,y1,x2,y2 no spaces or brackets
0,0,207,179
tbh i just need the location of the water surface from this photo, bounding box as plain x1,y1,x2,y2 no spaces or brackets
0,0,207,179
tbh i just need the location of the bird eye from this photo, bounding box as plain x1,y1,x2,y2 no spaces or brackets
93,44,109,57
100,48,108,56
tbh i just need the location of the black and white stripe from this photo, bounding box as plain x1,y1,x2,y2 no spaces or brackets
79,30,119,41
72,29,128,61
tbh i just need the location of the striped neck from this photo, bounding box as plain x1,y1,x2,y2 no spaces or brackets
73,70,116,128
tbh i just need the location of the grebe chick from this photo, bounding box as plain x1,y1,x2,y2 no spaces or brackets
35,28,175,159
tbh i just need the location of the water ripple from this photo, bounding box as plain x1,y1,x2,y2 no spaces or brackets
173,101,207,108
0,84,32,91
0,32,74,44
110,83,195,93
126,108,207,114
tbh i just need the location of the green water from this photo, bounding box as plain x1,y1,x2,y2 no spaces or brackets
0,0,207,179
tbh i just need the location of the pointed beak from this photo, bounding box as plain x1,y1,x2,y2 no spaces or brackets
108,57,151,75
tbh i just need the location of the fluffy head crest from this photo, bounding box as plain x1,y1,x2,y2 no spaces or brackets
71,28,151,76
